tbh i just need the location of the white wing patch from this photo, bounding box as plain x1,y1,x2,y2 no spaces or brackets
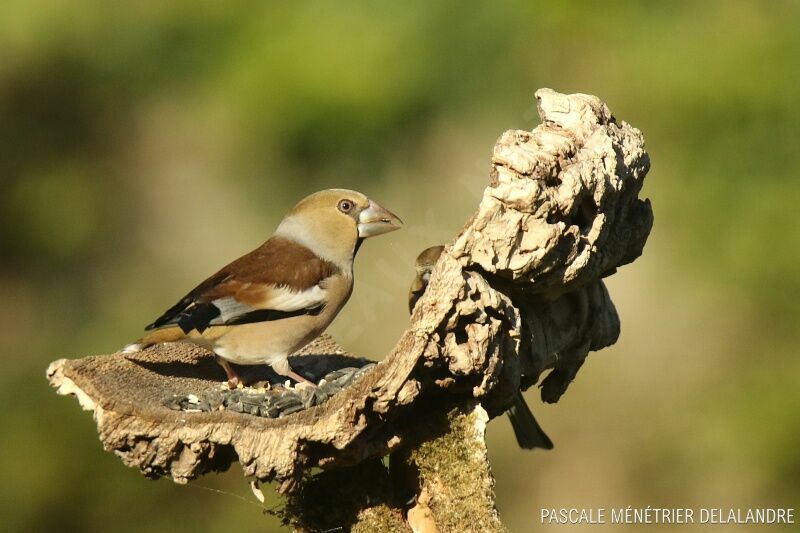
212,284,327,322
263,284,327,312
212,297,253,322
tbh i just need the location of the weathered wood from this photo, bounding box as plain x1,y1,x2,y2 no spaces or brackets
47,89,652,531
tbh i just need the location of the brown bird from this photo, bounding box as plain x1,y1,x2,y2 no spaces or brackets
125,189,402,388
409,245,553,450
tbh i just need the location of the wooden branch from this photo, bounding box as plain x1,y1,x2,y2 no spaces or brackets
47,89,652,531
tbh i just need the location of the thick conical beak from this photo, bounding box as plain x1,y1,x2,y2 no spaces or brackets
357,199,403,238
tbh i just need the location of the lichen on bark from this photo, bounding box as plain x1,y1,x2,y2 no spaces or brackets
404,404,504,533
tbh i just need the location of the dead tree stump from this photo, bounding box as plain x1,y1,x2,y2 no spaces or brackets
47,88,652,531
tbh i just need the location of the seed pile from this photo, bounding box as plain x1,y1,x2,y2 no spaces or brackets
164,364,376,418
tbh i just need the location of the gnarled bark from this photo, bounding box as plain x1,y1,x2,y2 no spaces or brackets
47,88,652,531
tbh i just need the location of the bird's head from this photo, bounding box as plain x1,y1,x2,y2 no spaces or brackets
414,245,445,281
409,245,444,313
276,189,402,271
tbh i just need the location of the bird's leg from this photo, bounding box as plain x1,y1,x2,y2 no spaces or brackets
286,369,317,388
273,358,317,388
217,357,245,389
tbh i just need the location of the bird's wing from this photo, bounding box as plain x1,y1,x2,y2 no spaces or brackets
145,237,339,334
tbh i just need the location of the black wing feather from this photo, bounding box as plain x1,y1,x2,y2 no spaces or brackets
176,303,221,334
145,272,230,331
145,295,196,331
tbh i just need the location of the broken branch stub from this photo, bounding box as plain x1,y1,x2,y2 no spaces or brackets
47,89,652,491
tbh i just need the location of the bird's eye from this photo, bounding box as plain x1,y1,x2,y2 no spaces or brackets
337,199,354,213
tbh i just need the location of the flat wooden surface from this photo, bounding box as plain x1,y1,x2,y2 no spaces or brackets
53,333,375,428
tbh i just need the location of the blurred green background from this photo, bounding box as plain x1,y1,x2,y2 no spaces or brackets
2,1,798,531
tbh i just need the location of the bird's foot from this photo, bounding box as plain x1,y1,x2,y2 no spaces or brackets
217,358,246,389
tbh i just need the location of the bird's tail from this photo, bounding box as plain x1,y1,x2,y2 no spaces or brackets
122,326,186,353
506,390,554,450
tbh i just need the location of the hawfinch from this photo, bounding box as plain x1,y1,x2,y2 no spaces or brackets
408,245,553,450
125,189,402,388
